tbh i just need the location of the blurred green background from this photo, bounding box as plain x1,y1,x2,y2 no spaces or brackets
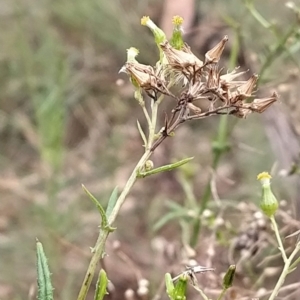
0,0,299,299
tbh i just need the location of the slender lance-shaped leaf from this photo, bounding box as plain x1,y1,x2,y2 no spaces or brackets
153,210,190,232
137,157,194,178
106,186,118,219
94,269,109,300
137,120,147,147
36,239,54,300
82,184,108,228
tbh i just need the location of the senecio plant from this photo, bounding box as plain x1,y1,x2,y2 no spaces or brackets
257,172,300,300
35,16,299,300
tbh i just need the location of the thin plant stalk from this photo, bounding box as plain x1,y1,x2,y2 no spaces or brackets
77,100,159,300
189,29,239,247
270,215,287,262
268,221,300,300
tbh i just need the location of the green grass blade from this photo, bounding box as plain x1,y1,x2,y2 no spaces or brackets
153,210,190,232
94,269,109,300
36,239,54,300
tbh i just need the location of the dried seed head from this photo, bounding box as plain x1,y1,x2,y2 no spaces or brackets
250,92,278,113
232,105,252,118
160,41,203,77
237,74,258,98
125,62,156,90
187,103,202,114
207,65,221,89
187,81,204,99
220,67,248,83
205,35,228,64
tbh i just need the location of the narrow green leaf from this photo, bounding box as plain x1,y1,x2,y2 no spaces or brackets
105,186,118,218
165,200,185,211
36,239,54,300
153,210,190,232
94,269,109,300
82,185,108,228
288,267,297,274
137,120,147,147
137,157,194,178
165,273,175,299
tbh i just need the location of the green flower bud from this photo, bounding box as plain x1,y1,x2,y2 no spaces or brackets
222,265,236,289
170,16,184,50
144,160,154,171
126,47,139,63
173,274,187,300
257,172,279,217
141,16,167,61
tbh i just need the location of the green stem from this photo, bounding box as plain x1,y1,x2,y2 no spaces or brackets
245,0,271,29
189,114,229,247
259,24,297,82
77,100,160,300
290,253,300,270
77,150,153,300
216,288,227,300
268,242,300,300
188,27,243,247
142,105,152,132
270,215,287,263
148,100,159,149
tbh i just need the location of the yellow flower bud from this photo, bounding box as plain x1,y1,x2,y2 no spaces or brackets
257,172,278,217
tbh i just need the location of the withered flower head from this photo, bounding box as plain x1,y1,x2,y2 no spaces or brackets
250,92,278,113
187,102,202,115
205,35,228,64
232,92,278,118
230,74,258,103
220,67,249,88
237,74,258,97
160,41,203,76
232,105,252,119
187,80,204,99
207,65,221,89
124,61,171,100
124,62,156,89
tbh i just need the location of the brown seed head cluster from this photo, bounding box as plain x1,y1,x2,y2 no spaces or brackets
121,35,277,150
